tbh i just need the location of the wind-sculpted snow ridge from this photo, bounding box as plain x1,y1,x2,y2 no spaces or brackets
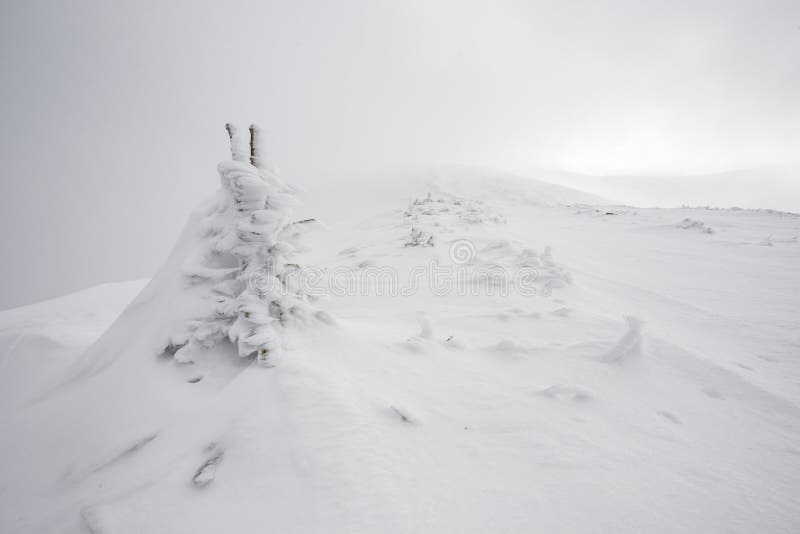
170,160,322,366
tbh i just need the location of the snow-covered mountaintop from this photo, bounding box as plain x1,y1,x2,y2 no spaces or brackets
1,167,799,533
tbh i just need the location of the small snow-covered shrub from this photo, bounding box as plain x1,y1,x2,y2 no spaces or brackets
677,218,714,234
405,227,435,247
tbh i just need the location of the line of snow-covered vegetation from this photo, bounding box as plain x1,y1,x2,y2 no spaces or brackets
1,127,798,533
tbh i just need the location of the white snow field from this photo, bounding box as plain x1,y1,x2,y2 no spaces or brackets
1,164,799,534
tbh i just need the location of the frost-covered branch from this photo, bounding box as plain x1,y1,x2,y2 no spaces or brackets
249,123,264,169
225,123,247,163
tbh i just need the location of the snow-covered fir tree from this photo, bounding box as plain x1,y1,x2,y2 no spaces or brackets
168,124,320,366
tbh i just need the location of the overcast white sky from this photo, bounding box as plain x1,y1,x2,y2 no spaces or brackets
1,0,799,309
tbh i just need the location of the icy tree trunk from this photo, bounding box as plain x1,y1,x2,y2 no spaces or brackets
249,124,264,169
225,123,247,162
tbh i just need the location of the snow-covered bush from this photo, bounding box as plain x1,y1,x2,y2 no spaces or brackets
405,227,435,247
169,125,319,366
677,218,714,234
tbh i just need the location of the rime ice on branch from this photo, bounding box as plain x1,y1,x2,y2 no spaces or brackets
170,124,320,366
225,123,248,163
249,123,264,169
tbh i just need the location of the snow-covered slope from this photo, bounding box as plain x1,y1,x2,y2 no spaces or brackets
1,167,799,533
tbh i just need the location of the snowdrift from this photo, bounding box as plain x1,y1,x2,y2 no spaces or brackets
1,162,799,534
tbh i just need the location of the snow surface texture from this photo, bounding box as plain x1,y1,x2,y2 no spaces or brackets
1,166,799,533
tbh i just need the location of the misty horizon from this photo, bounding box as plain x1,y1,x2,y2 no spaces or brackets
1,0,799,309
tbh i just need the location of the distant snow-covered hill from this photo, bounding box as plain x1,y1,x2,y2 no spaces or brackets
518,165,800,213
